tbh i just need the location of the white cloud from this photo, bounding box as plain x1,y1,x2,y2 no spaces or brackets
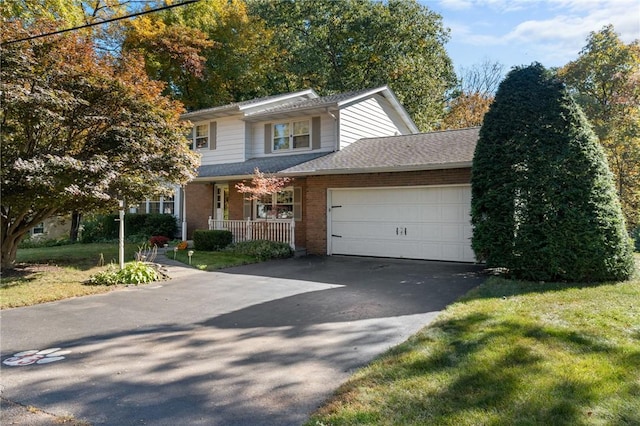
446,0,639,66
438,0,475,11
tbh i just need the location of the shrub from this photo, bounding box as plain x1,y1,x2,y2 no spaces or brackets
81,213,178,243
85,261,158,285
149,235,170,247
193,230,233,251
18,236,73,249
227,240,293,261
632,226,640,252
472,63,634,282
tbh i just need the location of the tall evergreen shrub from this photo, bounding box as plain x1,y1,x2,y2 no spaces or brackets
471,63,634,282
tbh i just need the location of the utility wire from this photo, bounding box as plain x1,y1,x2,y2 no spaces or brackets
2,0,201,46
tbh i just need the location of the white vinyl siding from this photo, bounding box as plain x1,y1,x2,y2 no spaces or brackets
198,116,245,165
339,95,406,149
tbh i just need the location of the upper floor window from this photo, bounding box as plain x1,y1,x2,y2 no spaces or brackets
188,122,216,150
273,120,310,152
195,124,209,149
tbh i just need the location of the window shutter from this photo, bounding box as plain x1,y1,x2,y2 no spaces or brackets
264,123,272,154
243,197,253,220
312,116,321,150
186,127,194,150
293,187,302,220
209,121,217,150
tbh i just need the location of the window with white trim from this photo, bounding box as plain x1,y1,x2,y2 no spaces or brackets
245,187,302,220
32,222,45,235
273,120,310,152
195,124,209,149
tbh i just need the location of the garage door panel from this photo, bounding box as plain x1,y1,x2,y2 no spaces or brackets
329,186,475,262
333,205,421,222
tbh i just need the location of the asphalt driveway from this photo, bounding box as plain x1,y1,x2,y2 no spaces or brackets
1,255,485,425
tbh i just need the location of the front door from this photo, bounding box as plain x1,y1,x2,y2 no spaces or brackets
214,184,229,228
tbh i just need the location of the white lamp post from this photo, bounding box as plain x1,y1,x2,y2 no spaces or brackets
118,199,125,270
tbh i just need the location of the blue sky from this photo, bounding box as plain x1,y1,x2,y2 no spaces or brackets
423,0,640,73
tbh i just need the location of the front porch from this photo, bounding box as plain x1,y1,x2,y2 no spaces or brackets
208,217,296,251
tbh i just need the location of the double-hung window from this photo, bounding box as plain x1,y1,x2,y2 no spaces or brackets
187,122,216,150
195,124,209,149
245,187,302,220
273,120,310,152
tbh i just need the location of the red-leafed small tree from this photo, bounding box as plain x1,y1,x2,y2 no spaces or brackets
235,168,291,219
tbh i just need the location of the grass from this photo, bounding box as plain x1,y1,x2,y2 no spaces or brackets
170,249,258,271
1,243,141,309
306,254,640,426
1,243,262,309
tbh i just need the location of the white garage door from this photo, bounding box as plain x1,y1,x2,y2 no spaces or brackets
328,186,475,262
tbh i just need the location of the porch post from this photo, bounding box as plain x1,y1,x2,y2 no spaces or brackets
290,218,295,251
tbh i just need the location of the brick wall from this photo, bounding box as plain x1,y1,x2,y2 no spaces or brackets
185,182,214,238
304,168,472,255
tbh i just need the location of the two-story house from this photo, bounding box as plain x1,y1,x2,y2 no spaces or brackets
181,86,478,263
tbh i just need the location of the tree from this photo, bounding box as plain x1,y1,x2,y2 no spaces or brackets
471,64,634,282
558,25,640,230
1,20,200,269
235,168,291,219
442,59,504,129
123,0,277,110
248,0,455,131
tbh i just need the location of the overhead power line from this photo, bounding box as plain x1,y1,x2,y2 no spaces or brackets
2,0,201,46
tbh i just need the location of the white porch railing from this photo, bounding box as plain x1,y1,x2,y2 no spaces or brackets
208,217,295,250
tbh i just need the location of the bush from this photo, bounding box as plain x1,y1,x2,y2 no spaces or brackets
85,261,159,285
149,235,170,247
81,213,178,243
193,230,233,251
632,226,640,252
18,236,73,249
227,240,293,261
471,63,634,282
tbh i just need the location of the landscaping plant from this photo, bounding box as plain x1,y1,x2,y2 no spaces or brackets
471,63,635,282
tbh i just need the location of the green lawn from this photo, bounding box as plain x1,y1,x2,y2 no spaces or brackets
1,243,257,309
170,249,258,271
306,254,640,426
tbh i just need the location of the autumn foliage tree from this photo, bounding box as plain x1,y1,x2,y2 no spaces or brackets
442,59,504,130
124,0,277,110
1,21,200,269
235,169,291,219
559,25,640,231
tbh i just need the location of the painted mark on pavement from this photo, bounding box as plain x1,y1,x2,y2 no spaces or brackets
3,348,70,366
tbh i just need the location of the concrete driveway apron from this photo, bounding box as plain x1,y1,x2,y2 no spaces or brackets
1,255,485,425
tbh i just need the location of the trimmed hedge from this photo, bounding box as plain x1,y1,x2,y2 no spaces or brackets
193,230,233,251
81,214,178,243
227,240,293,261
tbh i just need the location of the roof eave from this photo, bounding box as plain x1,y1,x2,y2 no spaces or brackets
281,161,472,177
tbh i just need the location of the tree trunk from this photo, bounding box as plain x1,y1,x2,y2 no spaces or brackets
70,211,82,242
1,232,24,270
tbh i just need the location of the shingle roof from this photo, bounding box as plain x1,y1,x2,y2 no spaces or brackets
181,89,317,119
282,127,480,175
248,88,383,116
196,151,331,179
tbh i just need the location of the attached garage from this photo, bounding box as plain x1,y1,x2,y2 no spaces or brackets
327,186,475,262
281,127,480,261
